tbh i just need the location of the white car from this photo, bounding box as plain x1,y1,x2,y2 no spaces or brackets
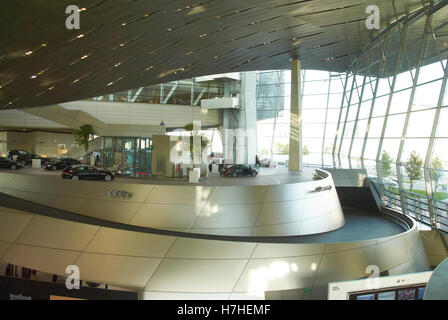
383,177,398,187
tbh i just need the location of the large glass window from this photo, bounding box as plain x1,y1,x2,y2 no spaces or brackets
253,8,448,232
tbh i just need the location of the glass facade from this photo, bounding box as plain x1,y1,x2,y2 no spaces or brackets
92,78,240,106
256,4,448,233
256,69,345,166
100,137,152,176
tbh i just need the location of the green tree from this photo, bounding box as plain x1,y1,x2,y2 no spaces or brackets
404,151,423,191
276,142,289,155
260,148,270,157
380,150,393,177
324,143,338,154
72,124,95,153
430,156,444,193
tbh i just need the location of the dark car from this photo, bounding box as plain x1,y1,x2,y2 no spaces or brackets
62,165,114,181
7,150,28,160
0,157,24,170
17,154,52,166
221,164,257,177
45,158,81,171
219,163,232,175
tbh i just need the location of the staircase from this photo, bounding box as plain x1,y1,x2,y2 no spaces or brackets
325,168,368,187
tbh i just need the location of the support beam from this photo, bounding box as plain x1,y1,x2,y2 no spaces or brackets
130,87,144,103
236,72,257,165
289,59,302,171
163,82,178,104
194,88,207,106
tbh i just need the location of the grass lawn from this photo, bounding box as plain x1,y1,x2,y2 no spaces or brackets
385,186,448,201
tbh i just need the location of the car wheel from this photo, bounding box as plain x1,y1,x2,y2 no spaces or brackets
232,172,237,177
52,165,57,171
104,174,112,181
72,176,79,181
10,164,17,170
252,171,257,177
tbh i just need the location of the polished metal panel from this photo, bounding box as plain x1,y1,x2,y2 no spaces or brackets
85,228,175,258
166,238,256,259
76,253,162,289
131,204,202,229
0,169,345,237
16,216,99,251
0,209,33,242
146,258,249,293
3,244,79,276
0,204,430,298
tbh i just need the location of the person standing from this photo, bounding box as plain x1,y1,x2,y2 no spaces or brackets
255,155,261,167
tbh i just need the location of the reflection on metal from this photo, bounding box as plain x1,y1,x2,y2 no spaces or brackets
314,185,333,192
105,189,132,198
0,199,429,298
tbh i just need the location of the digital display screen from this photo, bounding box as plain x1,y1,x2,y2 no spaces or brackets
356,294,375,300
398,288,416,300
417,287,425,300
377,291,395,300
348,285,426,300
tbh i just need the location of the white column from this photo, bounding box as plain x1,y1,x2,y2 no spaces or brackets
289,59,302,171
237,71,257,165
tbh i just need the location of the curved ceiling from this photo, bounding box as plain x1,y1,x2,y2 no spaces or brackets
0,0,424,109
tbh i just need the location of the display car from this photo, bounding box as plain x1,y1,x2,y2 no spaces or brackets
218,163,232,175
259,158,278,168
16,153,52,166
62,165,114,181
0,157,24,170
220,164,258,177
7,149,28,160
44,158,81,171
